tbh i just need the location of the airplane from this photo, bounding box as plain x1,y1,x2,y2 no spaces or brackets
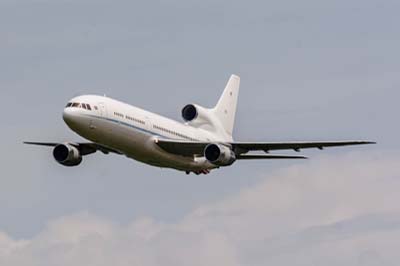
25,75,375,175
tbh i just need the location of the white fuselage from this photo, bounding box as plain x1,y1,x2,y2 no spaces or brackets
27,75,373,174
63,95,222,172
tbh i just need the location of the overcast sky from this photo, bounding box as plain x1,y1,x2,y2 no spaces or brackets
1,0,399,265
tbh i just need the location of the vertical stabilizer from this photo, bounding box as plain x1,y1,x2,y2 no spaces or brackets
213,74,240,137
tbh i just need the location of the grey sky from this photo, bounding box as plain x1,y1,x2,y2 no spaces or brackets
1,0,399,264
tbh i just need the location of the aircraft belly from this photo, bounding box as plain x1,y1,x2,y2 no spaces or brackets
72,115,214,171
105,128,212,171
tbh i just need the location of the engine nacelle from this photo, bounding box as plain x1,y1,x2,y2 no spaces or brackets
204,144,236,166
182,104,198,122
53,144,82,167
181,103,221,133
181,104,214,125
182,104,232,141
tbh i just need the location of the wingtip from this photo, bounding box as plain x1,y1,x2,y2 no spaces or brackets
23,141,39,145
362,141,377,145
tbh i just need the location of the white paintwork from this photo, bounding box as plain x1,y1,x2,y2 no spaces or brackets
63,75,241,172
27,74,373,174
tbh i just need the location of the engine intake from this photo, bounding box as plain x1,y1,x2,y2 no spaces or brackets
204,144,236,166
53,144,82,167
182,104,198,121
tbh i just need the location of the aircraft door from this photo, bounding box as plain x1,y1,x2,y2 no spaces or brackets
90,102,107,131
98,102,107,117
145,116,152,132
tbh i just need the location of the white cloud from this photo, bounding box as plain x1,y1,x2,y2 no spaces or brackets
1,151,399,266
0,232,28,258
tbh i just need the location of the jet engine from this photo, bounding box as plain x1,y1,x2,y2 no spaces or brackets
181,103,223,134
182,103,216,124
181,104,198,122
204,144,236,166
53,144,82,166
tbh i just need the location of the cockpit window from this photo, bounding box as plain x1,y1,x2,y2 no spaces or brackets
66,102,93,111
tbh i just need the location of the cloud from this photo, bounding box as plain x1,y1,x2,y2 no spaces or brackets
1,151,399,266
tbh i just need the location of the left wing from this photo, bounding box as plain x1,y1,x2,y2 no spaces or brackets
232,140,376,153
23,141,121,155
155,139,375,157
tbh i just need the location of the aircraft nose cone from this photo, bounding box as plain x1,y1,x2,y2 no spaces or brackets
63,108,78,127
63,108,72,123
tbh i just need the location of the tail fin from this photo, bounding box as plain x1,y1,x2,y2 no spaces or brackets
213,74,240,137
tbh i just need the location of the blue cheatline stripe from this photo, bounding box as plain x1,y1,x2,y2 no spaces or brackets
81,113,172,140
